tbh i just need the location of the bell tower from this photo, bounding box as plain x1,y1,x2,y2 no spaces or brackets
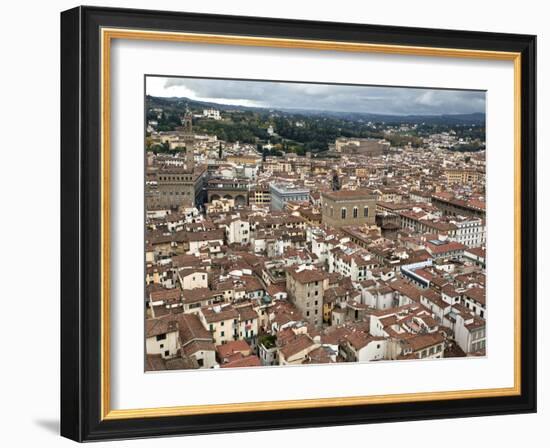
185,144,195,172
181,110,193,133
181,109,195,172
331,170,341,191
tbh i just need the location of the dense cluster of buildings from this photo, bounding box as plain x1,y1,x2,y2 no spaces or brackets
145,109,486,371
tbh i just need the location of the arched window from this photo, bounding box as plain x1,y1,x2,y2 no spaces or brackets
341,208,347,219
353,207,358,218
363,206,369,217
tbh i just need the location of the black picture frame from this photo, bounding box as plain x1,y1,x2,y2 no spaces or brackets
61,5,537,442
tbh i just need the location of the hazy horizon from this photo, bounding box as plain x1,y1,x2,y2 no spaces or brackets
146,76,486,117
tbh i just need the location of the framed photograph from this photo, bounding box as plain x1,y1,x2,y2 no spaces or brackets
60,6,537,441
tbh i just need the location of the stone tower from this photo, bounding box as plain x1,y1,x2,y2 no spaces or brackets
181,110,195,172
181,109,193,133
331,170,341,191
184,142,195,172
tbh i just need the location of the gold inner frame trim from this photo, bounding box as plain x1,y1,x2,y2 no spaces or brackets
100,27,522,421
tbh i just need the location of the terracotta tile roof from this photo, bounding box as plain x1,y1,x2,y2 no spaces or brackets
181,288,215,304
321,188,376,201
279,334,316,359
216,340,251,359
441,284,460,298
181,340,215,356
464,315,485,330
464,287,486,306
145,354,167,371
178,268,208,278
426,240,467,255
403,332,445,352
149,288,181,303
288,267,329,284
145,315,178,338
305,346,335,364
389,279,422,301
220,355,262,368
344,331,375,351
465,247,486,258
237,306,259,321
201,305,239,323
267,283,287,296
184,229,225,242
421,288,449,309
176,313,212,344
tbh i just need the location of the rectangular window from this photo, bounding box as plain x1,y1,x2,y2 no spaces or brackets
156,334,166,341
364,207,369,217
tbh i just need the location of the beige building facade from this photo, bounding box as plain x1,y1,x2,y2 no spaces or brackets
321,189,377,228
286,266,329,328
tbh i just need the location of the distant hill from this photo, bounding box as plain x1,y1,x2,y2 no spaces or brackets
145,95,486,126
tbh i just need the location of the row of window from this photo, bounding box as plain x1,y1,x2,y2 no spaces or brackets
159,176,192,181
214,330,255,339
189,275,207,282
419,344,443,358
161,191,192,195
210,318,255,329
326,206,369,219
282,195,308,202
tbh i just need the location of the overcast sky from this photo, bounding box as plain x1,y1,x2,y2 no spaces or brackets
146,76,485,116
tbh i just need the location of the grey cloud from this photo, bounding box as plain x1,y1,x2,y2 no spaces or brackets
158,77,485,115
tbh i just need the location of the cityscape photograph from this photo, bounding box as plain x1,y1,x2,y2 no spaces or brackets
144,76,487,371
